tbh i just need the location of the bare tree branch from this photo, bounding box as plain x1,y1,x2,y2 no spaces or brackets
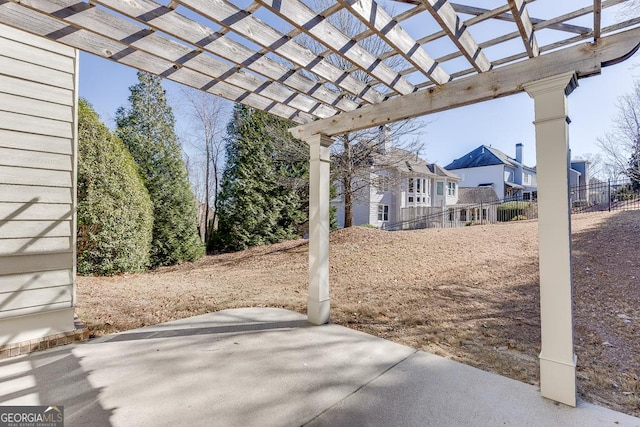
597,81,640,185
301,0,429,226
180,88,230,243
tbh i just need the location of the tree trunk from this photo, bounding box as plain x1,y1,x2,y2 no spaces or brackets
343,177,353,228
211,158,219,236
203,141,211,243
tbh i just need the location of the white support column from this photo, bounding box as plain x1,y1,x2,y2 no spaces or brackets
524,71,578,407
306,133,333,325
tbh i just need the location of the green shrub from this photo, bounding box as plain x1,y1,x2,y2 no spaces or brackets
612,185,635,201
497,201,534,222
77,99,154,275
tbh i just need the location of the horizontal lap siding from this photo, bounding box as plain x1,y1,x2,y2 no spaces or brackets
0,24,77,320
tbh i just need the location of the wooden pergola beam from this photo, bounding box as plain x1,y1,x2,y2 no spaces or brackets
255,0,416,95
594,0,602,41
0,1,315,123
87,0,381,106
401,0,629,87
291,27,640,139
174,0,384,104
337,0,449,85
10,0,342,119
508,0,539,58
420,0,491,73
451,3,591,35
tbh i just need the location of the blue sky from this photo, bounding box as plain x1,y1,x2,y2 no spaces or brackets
79,49,639,169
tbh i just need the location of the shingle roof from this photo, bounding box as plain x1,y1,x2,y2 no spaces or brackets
427,163,461,180
456,187,500,205
371,147,458,179
445,145,533,171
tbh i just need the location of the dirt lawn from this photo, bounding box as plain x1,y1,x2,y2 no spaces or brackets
77,210,640,417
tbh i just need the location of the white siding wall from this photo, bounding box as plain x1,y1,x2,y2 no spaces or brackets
351,175,371,226
448,165,506,200
0,25,77,345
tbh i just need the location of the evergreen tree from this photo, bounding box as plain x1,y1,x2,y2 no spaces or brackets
210,105,306,252
116,72,204,267
77,99,153,275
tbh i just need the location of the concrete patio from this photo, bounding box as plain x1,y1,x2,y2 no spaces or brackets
0,307,638,426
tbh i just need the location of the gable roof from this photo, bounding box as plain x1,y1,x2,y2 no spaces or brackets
372,147,460,181
445,145,509,169
445,145,535,172
427,163,461,181
456,187,500,205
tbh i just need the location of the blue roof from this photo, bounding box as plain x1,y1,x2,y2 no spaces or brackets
444,145,509,170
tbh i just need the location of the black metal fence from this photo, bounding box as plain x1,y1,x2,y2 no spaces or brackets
382,198,537,231
382,179,639,231
571,179,640,213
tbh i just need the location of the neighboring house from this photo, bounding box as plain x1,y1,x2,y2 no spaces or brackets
332,142,461,228
588,177,608,205
444,143,537,201
569,159,590,204
452,187,500,224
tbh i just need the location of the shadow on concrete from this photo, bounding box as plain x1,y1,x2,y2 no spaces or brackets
0,346,113,426
101,319,311,343
1,307,638,426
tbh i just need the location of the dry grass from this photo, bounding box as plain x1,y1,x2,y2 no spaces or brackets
77,210,640,417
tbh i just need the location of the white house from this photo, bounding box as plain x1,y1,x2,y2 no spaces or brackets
445,143,537,201
333,143,460,228
0,24,79,349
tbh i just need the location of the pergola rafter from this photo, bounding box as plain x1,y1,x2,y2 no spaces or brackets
10,0,342,120
594,0,603,41
0,0,316,122
336,0,450,85
0,0,633,123
171,0,384,104
508,0,539,57
419,0,492,73
451,3,591,35
290,26,640,139
255,0,417,96
402,0,634,88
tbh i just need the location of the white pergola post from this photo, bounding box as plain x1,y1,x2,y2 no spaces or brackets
524,71,578,407
306,133,333,325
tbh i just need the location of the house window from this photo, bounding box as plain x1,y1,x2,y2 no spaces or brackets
376,176,389,193
523,192,531,201
416,178,421,193
377,205,389,221
408,196,414,203
460,209,467,221
437,181,444,196
408,178,414,193
447,182,456,196
482,208,487,220
448,208,455,221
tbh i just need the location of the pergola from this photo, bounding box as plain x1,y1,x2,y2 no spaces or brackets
1,0,638,407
